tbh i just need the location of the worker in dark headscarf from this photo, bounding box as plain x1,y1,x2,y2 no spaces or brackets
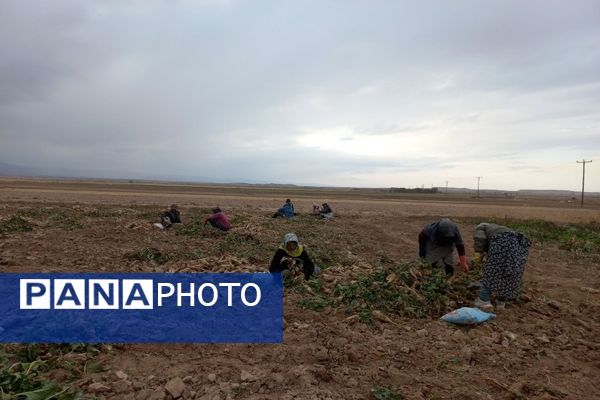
318,202,333,219
312,202,333,219
154,204,182,229
418,218,469,276
269,233,318,280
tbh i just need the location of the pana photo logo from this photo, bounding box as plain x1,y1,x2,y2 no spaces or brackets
20,278,262,310
0,273,283,343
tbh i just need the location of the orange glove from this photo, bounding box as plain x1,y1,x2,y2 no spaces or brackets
459,255,470,272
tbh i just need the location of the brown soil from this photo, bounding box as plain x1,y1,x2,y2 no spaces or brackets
0,180,599,400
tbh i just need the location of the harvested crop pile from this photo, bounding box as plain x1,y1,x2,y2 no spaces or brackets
170,255,264,273
286,261,486,321
333,262,477,319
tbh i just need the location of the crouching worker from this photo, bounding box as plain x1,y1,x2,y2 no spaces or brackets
473,223,531,310
269,233,319,280
154,204,182,229
313,202,333,219
418,218,469,276
204,207,231,231
272,199,295,218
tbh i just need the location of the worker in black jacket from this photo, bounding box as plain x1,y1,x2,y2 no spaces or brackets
269,233,318,280
160,204,181,228
418,218,469,276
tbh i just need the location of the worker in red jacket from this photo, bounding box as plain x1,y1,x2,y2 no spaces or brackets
204,207,231,231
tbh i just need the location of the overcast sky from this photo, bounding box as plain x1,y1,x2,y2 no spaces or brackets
1,1,599,190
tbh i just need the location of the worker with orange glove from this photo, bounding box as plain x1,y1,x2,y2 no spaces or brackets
418,218,470,276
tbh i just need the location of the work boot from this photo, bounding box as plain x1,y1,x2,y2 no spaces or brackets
444,264,454,277
474,297,493,310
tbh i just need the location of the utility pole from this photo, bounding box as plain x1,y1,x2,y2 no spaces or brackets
576,159,592,208
445,181,448,194
476,176,482,199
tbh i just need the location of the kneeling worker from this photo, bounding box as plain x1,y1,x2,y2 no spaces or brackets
204,207,231,231
269,233,319,280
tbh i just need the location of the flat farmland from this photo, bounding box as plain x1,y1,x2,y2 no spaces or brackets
0,178,599,400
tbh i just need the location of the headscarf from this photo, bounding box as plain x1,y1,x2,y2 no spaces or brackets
279,232,304,257
473,223,490,252
474,223,489,241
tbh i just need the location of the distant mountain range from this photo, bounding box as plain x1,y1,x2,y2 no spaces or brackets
0,162,301,186
0,162,597,195
0,162,211,182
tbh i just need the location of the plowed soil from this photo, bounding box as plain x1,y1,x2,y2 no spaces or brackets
0,179,599,400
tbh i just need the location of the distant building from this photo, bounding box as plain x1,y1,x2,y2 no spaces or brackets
389,187,439,194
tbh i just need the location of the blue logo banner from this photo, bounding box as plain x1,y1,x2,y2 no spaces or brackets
0,273,283,343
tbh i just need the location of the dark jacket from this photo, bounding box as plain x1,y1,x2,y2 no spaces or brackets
269,248,315,280
320,203,332,214
161,209,181,224
418,218,465,257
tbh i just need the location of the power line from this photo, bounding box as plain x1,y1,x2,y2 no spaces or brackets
576,159,592,208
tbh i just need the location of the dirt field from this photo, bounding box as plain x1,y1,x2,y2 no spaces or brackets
0,179,599,400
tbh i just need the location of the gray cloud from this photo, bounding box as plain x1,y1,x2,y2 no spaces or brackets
1,0,599,190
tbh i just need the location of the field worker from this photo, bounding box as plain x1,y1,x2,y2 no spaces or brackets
418,218,469,276
204,207,231,231
473,223,531,310
272,199,295,218
269,233,319,280
318,202,333,219
154,204,182,229
312,202,333,218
